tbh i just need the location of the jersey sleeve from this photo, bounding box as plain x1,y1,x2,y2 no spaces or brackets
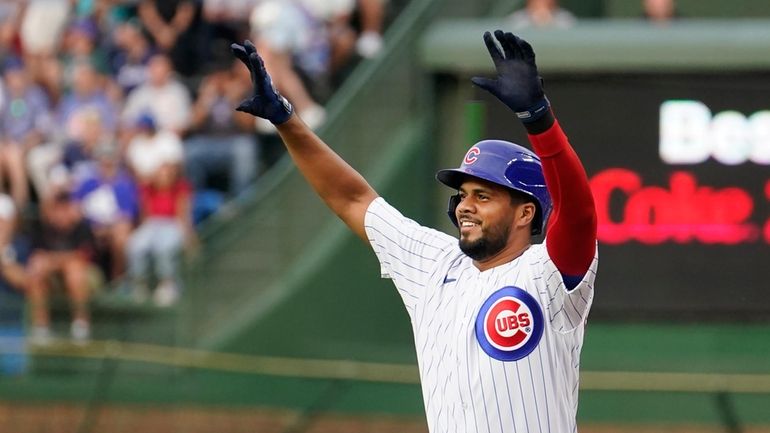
528,120,597,286
364,198,457,309
539,240,598,333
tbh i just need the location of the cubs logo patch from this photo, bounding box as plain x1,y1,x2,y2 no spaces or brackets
464,147,481,165
475,286,544,362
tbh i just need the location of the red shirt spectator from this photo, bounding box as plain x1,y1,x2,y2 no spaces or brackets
140,177,191,218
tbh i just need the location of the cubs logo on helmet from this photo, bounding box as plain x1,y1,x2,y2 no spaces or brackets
475,286,544,361
464,147,481,165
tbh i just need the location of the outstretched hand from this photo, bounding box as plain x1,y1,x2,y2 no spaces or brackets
231,40,293,125
471,30,550,123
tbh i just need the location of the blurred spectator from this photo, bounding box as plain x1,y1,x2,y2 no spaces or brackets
121,53,192,136
19,0,71,56
0,56,54,209
249,0,358,132
0,193,28,293
126,162,195,307
125,113,185,184
508,0,576,29
27,190,97,346
185,58,257,201
27,107,110,203
72,141,139,281
355,0,386,59
58,60,119,136
0,3,22,65
107,19,157,96
59,18,110,95
137,0,205,78
20,0,72,100
643,0,679,22
202,0,259,46
0,192,30,372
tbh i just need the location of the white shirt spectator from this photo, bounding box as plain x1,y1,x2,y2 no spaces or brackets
126,130,184,180
20,0,71,54
122,55,192,134
251,1,329,78
122,81,192,134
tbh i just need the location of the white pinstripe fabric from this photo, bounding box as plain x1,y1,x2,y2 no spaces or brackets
365,198,598,433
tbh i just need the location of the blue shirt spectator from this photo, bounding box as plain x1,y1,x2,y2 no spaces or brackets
58,61,119,136
73,162,140,228
0,57,53,144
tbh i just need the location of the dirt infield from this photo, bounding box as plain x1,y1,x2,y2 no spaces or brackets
0,403,768,433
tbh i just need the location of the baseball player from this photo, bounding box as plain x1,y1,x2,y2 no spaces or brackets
232,29,598,432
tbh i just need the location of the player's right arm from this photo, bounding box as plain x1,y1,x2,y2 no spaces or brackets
231,41,378,241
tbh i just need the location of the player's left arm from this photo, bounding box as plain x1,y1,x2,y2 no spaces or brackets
526,116,597,288
472,31,597,288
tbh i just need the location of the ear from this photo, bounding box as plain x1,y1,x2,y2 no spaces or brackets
515,202,537,230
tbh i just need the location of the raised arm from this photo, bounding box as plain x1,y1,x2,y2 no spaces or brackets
231,41,378,241
472,31,597,285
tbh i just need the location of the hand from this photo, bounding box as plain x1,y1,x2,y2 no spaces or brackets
231,40,293,125
471,30,550,123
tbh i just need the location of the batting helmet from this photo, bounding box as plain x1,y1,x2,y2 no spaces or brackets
436,140,552,235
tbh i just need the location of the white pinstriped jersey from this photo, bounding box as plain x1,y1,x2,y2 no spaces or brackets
365,197,598,433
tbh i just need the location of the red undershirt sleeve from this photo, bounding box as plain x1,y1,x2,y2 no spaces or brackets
527,119,597,279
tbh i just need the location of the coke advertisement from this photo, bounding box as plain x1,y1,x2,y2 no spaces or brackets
480,73,770,319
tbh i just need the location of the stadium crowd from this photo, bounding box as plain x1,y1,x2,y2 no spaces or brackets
0,0,389,346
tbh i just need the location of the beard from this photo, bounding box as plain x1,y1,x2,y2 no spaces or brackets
459,222,511,261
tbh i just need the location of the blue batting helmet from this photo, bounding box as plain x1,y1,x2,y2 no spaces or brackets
436,140,552,235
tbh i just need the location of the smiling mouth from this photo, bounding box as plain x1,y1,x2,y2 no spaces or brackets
459,220,480,235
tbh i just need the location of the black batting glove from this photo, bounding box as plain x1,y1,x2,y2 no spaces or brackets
472,30,553,131
231,40,293,125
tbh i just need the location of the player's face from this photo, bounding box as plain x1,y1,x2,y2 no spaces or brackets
456,179,519,261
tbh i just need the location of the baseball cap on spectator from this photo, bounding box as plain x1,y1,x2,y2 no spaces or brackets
135,113,157,131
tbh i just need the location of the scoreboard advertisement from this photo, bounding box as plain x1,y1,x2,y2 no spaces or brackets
480,72,770,319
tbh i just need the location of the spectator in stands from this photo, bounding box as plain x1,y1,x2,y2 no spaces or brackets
185,57,257,201
0,192,31,369
58,60,119,136
19,0,72,100
59,18,111,95
0,56,53,209
72,141,139,281
508,0,576,29
355,0,386,59
126,160,195,307
202,0,258,47
52,108,113,193
125,113,185,185
121,53,192,136
27,190,97,345
137,0,205,78
27,107,109,204
249,0,358,132
0,4,22,65
107,19,157,96
0,192,28,293
643,0,679,23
